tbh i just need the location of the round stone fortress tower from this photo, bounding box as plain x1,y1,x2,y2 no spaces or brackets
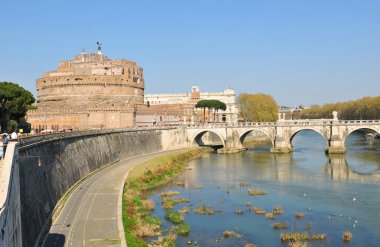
28,47,145,131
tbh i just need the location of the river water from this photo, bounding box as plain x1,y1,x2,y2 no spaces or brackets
148,131,380,246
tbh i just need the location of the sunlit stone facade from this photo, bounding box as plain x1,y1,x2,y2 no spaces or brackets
28,49,144,130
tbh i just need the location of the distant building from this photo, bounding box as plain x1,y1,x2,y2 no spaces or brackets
27,46,144,131
141,86,238,125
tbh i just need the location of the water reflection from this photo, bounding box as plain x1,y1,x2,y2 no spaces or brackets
148,130,380,247
325,154,380,182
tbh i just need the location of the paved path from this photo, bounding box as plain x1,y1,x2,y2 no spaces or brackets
43,150,178,247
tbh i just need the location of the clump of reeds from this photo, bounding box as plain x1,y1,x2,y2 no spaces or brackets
280,232,309,242
223,230,241,239
304,223,312,230
343,231,352,241
179,207,189,214
171,222,190,235
235,209,243,215
142,199,155,210
248,188,267,196
272,205,283,215
161,190,180,197
245,244,257,247
289,241,308,247
253,207,266,215
239,181,251,187
295,212,304,219
266,213,275,220
272,222,287,230
165,211,184,224
194,205,214,215
162,197,189,210
311,234,327,240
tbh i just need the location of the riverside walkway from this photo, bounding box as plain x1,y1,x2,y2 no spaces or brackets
43,150,178,247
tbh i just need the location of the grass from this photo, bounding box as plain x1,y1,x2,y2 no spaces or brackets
165,211,184,224
161,190,180,197
122,148,207,246
172,222,190,235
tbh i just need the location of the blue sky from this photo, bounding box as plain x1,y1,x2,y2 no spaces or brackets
1,0,379,106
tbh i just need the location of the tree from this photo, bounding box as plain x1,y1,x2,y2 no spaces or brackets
195,99,227,123
300,96,380,120
0,82,35,132
238,93,278,122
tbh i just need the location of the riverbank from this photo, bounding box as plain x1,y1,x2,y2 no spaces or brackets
122,148,209,246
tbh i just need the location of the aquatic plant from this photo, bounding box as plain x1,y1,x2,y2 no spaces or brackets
176,222,190,235
266,213,275,220
165,211,184,224
272,205,283,215
295,212,304,219
253,207,266,215
248,188,267,196
343,231,352,241
311,234,327,240
223,230,241,239
142,199,155,210
304,223,312,230
272,222,287,230
179,207,189,214
235,209,243,215
245,244,257,247
280,232,309,242
194,205,214,215
239,181,251,187
289,241,308,247
161,190,180,197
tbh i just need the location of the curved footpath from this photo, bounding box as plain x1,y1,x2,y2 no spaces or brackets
43,149,183,247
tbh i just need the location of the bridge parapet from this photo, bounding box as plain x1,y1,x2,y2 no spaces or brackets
184,119,380,154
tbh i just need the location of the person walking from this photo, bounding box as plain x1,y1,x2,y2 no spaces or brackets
2,134,9,157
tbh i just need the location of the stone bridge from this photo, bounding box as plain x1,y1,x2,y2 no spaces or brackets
185,119,380,154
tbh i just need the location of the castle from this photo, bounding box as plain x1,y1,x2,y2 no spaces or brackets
27,45,144,130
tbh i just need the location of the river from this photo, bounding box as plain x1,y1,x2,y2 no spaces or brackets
148,130,380,246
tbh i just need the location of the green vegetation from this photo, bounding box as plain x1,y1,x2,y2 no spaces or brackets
0,81,35,132
195,99,227,122
238,93,278,122
123,148,206,246
300,95,380,120
165,211,184,224
171,222,190,235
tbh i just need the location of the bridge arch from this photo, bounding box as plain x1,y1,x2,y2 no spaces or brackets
190,129,226,148
289,127,329,147
239,128,274,147
343,126,380,144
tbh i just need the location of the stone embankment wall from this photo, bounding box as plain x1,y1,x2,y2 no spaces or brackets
13,127,187,247
0,143,22,247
